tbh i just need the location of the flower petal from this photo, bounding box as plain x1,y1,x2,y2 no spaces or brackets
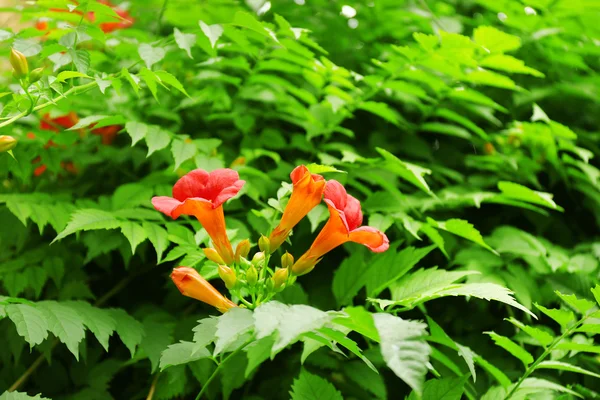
172,169,210,202
349,226,389,252
344,194,363,231
152,196,183,218
324,180,347,210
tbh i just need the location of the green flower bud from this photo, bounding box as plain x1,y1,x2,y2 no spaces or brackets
218,265,237,289
281,252,294,269
239,256,253,270
0,136,17,152
235,239,251,263
10,48,28,79
272,268,289,291
258,235,270,253
252,251,265,267
246,266,258,286
29,67,44,84
266,278,274,292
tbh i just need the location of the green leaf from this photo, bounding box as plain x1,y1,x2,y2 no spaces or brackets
421,376,468,400
290,370,343,400
332,251,370,307
498,181,562,210
555,291,595,314
358,101,401,126
193,317,218,346
591,285,600,307
512,377,583,398
139,68,160,101
67,302,116,351
318,327,376,371
377,148,433,195
555,342,600,353
109,309,144,357
120,221,147,254
144,222,169,263
199,21,224,48
420,122,472,139
125,121,148,146
473,26,521,53
535,361,600,379
244,335,275,378
305,163,345,175
214,307,254,355
480,54,544,77
145,125,172,156
141,319,174,372
374,313,430,396
159,341,211,371
505,317,553,347
53,209,120,243
231,11,277,41
220,351,249,399
6,304,48,348
174,28,196,58
138,43,166,69
120,68,140,94
171,139,197,170
475,356,511,387
332,306,379,342
0,392,50,400
56,71,91,82
70,49,90,74
37,301,86,359
155,71,190,97
534,303,575,328
427,218,498,254
485,331,533,367
343,361,387,399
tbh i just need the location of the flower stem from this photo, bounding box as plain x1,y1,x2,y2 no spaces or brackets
194,343,248,400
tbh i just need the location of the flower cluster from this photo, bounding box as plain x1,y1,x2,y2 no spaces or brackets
152,166,389,313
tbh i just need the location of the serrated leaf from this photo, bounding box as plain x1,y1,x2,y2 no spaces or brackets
374,313,430,396
480,54,544,77
343,361,387,399
377,148,432,195
56,71,91,82
512,377,583,398
0,392,50,400
67,302,116,351
125,121,148,146
139,68,160,101
244,334,275,378
231,11,277,41
485,331,533,367
473,26,521,53
535,303,575,328
214,307,254,355
290,370,343,400
53,209,120,243
144,222,169,263
159,341,210,371
120,221,147,254
155,71,190,97
358,101,400,126
38,301,86,359
505,317,553,347
192,317,218,346
498,181,561,210
6,304,48,348
146,125,171,156
555,291,595,314
110,309,144,357
421,376,467,400
332,251,370,307
536,361,600,378
428,218,498,254
171,139,197,169
332,306,379,342
174,28,196,58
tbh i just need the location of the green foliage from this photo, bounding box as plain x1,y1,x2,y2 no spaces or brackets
1,0,600,399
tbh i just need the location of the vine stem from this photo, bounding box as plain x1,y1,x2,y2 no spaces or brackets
7,268,148,392
194,343,248,400
0,81,98,130
145,373,160,400
504,315,589,399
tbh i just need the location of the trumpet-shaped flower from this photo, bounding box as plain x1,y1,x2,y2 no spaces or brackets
171,267,236,312
292,180,389,275
269,165,325,251
152,169,244,265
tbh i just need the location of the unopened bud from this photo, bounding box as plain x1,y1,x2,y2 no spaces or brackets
258,235,270,253
10,48,28,79
218,265,237,289
203,248,225,264
246,266,258,286
265,278,274,292
239,256,252,270
252,251,265,267
272,268,289,291
281,252,294,269
483,142,496,155
29,67,44,84
235,239,251,263
0,136,17,152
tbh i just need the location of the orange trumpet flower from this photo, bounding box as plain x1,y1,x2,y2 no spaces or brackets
269,165,326,251
292,180,389,275
152,169,245,265
171,267,236,312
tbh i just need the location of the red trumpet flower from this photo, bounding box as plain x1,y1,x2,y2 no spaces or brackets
152,169,245,265
292,180,389,275
269,165,326,251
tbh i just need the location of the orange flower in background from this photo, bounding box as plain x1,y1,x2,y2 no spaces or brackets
152,169,245,265
40,112,79,132
269,165,326,252
171,267,236,312
292,180,389,276
91,124,121,145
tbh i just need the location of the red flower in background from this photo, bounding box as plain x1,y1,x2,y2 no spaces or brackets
292,180,389,275
91,124,121,145
40,112,79,132
36,1,133,34
152,169,245,265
